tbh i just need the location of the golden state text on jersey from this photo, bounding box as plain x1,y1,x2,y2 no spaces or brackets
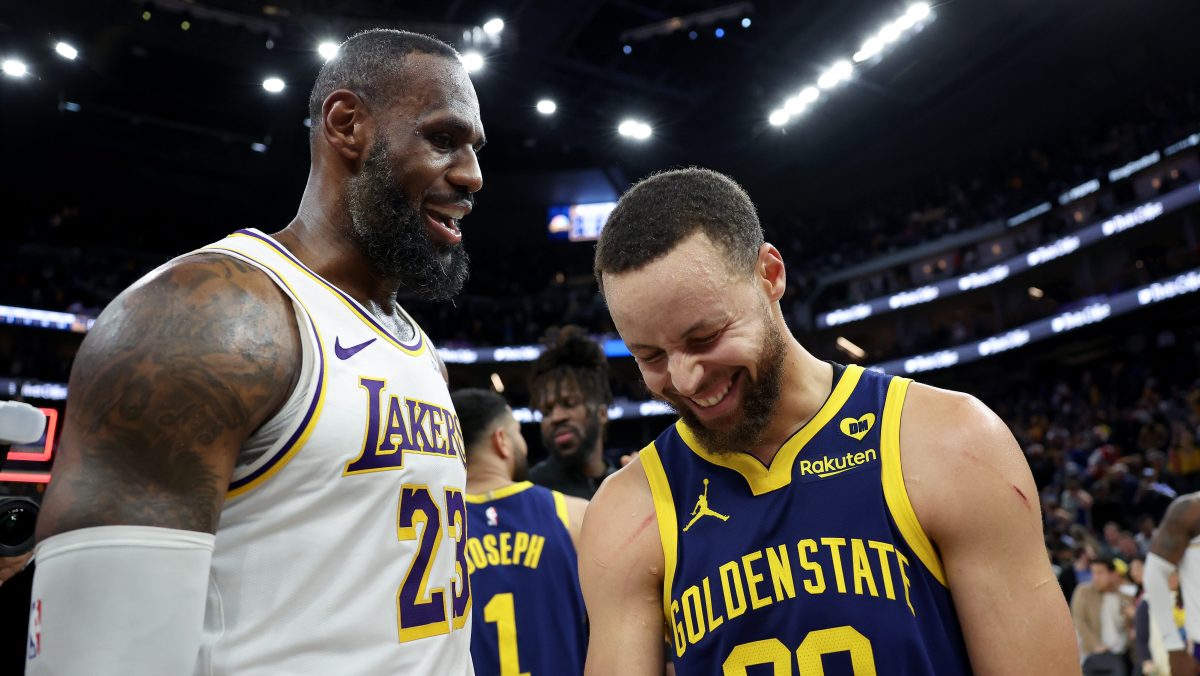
189,230,472,675
642,364,972,675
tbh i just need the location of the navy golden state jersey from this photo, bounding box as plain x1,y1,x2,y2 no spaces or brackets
465,482,587,676
641,364,972,675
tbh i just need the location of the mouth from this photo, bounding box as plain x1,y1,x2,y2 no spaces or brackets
553,427,578,447
422,204,468,246
684,371,742,420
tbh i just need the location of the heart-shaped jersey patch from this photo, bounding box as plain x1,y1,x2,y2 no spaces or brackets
839,413,876,441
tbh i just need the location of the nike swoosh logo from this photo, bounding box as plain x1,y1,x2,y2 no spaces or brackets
334,337,377,360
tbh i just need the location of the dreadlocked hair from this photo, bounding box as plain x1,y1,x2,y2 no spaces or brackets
528,326,613,411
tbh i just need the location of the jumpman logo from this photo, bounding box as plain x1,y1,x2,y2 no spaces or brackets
683,478,729,532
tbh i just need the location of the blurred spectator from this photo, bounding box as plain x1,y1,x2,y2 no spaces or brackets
1073,555,1134,675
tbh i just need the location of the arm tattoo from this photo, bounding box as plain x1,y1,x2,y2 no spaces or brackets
38,255,299,536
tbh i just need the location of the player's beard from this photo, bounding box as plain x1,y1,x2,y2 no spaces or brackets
346,139,470,301
543,408,603,470
672,316,786,454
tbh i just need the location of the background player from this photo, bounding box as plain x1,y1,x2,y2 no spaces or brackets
1145,493,1200,675
579,168,1079,674
452,388,589,676
528,326,618,498
28,30,484,675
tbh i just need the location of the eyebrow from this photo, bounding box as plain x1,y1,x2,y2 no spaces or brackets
438,116,487,150
627,317,725,352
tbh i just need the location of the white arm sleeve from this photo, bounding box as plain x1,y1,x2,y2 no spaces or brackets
26,525,215,676
1144,552,1186,651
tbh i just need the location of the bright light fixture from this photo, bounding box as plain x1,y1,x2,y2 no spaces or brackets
262,77,285,93
817,60,853,90
2,59,28,78
741,17,752,28
836,337,867,360
879,21,903,43
318,41,339,61
768,110,790,127
536,99,557,115
54,42,78,60
798,86,820,104
490,372,505,393
461,51,484,72
483,18,505,35
618,119,652,140
896,13,918,31
854,36,882,62
907,2,932,21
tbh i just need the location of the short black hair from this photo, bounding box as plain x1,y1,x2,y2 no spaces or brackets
308,29,460,141
451,388,511,455
594,167,764,289
528,326,612,411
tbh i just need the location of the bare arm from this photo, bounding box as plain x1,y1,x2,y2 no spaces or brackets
902,384,1080,675
37,254,300,539
563,494,589,547
579,458,666,676
1149,494,1200,564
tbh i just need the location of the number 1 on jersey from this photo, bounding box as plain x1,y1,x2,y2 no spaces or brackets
484,592,530,676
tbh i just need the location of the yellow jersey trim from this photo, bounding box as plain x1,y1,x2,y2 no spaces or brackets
464,481,535,504
640,443,679,626
675,364,865,496
880,376,948,587
202,245,328,500
552,490,570,530
228,231,427,357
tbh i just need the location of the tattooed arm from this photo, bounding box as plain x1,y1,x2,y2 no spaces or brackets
36,253,301,539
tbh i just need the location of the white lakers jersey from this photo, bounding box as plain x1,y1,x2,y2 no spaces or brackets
191,229,472,674
1179,534,1200,645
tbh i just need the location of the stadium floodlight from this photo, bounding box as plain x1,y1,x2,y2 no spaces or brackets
906,2,932,21
741,18,751,28
483,18,505,35
461,51,484,73
896,13,918,31
798,86,820,104
817,60,853,90
536,99,556,115
768,109,790,127
317,41,339,61
784,96,805,115
878,20,903,44
262,77,285,93
54,42,78,60
2,59,28,78
854,36,883,62
618,119,652,140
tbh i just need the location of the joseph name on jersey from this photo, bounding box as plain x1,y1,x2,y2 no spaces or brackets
190,229,473,675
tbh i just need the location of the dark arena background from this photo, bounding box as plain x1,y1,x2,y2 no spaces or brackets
2,0,1200,672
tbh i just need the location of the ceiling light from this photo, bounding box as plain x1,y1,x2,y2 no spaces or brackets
854,37,882,62
262,77,285,93
490,373,505,393
817,60,853,90
836,337,867,360
618,119,652,140
798,86,820,104
54,42,78,60
536,99,556,115
741,18,752,28
768,109,790,127
317,41,339,61
461,51,484,72
1028,287,1044,299
715,28,725,38
622,44,632,55
784,96,806,115
250,142,268,153
483,18,505,35
2,59,28,78
896,13,918,31
879,21,902,44
906,2,932,21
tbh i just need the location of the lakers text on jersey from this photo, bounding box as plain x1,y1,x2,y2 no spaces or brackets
191,229,472,675
642,363,973,675
466,482,587,676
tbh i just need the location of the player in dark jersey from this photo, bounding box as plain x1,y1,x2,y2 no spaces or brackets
451,388,589,676
580,168,1078,674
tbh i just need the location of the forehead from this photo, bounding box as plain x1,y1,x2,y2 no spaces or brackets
388,54,482,128
603,233,749,343
537,371,585,400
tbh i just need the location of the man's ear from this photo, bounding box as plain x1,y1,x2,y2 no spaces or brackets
320,89,373,161
757,243,786,303
492,426,511,460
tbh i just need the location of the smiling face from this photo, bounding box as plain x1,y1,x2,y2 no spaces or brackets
346,52,485,300
604,232,788,453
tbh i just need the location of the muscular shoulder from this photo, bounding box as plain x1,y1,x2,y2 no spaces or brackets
578,454,662,581
1150,492,1200,561
897,383,1035,542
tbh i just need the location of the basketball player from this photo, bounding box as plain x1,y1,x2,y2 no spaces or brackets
1145,493,1200,675
579,168,1078,674
28,30,484,674
451,388,588,676
528,326,617,499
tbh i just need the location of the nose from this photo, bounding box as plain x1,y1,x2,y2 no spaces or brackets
448,147,483,194
667,352,704,398
548,403,570,424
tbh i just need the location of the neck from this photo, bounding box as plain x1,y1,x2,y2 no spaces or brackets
465,461,516,495
580,441,607,478
747,338,833,464
272,167,401,310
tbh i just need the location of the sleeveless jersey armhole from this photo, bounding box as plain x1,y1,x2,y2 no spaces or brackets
640,443,679,625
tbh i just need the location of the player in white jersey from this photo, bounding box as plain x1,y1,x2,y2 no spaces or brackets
28,29,485,675
1146,493,1200,675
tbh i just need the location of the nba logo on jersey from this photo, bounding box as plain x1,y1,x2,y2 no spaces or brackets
27,599,41,660
486,506,499,527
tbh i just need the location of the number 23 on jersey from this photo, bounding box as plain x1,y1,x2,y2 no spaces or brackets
396,484,471,641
